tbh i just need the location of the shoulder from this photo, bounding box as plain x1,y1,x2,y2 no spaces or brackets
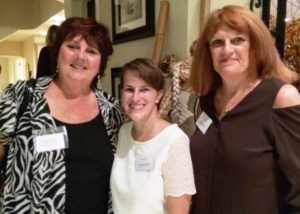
120,121,133,132
1,80,27,98
95,89,123,126
95,89,121,110
95,88,118,103
164,124,189,142
273,84,300,109
118,122,132,140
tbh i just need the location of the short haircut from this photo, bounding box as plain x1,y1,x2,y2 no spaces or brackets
120,58,165,92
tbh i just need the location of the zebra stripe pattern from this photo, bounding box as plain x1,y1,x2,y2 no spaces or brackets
0,77,123,213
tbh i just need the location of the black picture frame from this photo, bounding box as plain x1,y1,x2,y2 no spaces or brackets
87,0,96,18
111,0,155,44
111,67,122,100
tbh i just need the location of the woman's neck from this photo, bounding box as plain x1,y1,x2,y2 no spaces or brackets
132,117,170,142
54,78,92,99
216,77,261,118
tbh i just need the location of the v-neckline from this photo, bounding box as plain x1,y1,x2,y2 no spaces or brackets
210,79,265,120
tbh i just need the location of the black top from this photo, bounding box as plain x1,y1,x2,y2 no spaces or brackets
55,113,113,214
36,46,55,78
190,78,300,214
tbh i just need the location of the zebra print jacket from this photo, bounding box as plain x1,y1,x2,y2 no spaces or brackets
0,77,123,213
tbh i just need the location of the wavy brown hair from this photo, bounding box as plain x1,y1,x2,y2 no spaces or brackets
51,17,113,88
188,5,296,95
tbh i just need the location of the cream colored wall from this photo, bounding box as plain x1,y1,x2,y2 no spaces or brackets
187,0,201,47
0,32,39,85
0,39,30,89
0,36,38,83
0,58,10,91
0,41,23,56
211,0,250,10
211,0,261,17
23,37,37,79
97,0,200,94
0,57,25,91
0,0,62,86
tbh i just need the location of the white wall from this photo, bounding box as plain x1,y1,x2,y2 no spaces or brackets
23,37,37,78
0,58,10,91
211,0,251,11
187,0,201,47
96,0,200,94
211,0,261,17
0,56,26,91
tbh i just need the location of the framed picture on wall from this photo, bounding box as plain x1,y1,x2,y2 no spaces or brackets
111,0,155,44
87,0,96,18
111,67,122,100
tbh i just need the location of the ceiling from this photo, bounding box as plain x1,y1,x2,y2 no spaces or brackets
5,10,65,42
0,0,65,43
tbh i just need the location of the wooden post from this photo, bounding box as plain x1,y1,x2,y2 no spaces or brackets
152,1,169,66
200,0,211,31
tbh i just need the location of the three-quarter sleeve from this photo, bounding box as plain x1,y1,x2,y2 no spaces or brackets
273,105,300,211
162,134,196,197
0,83,19,144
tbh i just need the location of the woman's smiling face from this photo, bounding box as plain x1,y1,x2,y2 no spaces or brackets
121,71,163,123
209,25,250,79
57,35,101,84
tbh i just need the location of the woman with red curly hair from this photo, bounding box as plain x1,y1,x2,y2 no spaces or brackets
189,5,300,213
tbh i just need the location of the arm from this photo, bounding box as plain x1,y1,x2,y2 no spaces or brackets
272,84,300,212
273,84,300,108
163,134,196,214
167,194,192,214
0,84,18,143
0,81,33,212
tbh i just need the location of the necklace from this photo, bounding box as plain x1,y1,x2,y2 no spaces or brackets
218,79,262,117
224,106,231,113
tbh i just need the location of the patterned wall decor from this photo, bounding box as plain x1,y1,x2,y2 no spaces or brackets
251,0,300,88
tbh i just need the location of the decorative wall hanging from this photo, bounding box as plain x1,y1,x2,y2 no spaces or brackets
251,0,300,84
111,67,122,100
111,0,155,44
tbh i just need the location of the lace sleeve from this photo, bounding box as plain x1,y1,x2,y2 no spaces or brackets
162,135,196,197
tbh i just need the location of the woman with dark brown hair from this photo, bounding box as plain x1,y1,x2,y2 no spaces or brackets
189,5,300,213
0,17,123,213
110,58,196,213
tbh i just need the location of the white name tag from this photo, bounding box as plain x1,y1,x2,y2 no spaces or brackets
33,126,68,153
196,111,213,134
35,133,67,153
135,154,154,172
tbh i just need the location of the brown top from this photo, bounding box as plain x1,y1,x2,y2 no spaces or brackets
190,78,300,214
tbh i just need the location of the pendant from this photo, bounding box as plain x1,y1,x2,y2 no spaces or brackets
224,107,230,113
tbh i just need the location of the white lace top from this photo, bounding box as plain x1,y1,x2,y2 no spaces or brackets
110,122,196,214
